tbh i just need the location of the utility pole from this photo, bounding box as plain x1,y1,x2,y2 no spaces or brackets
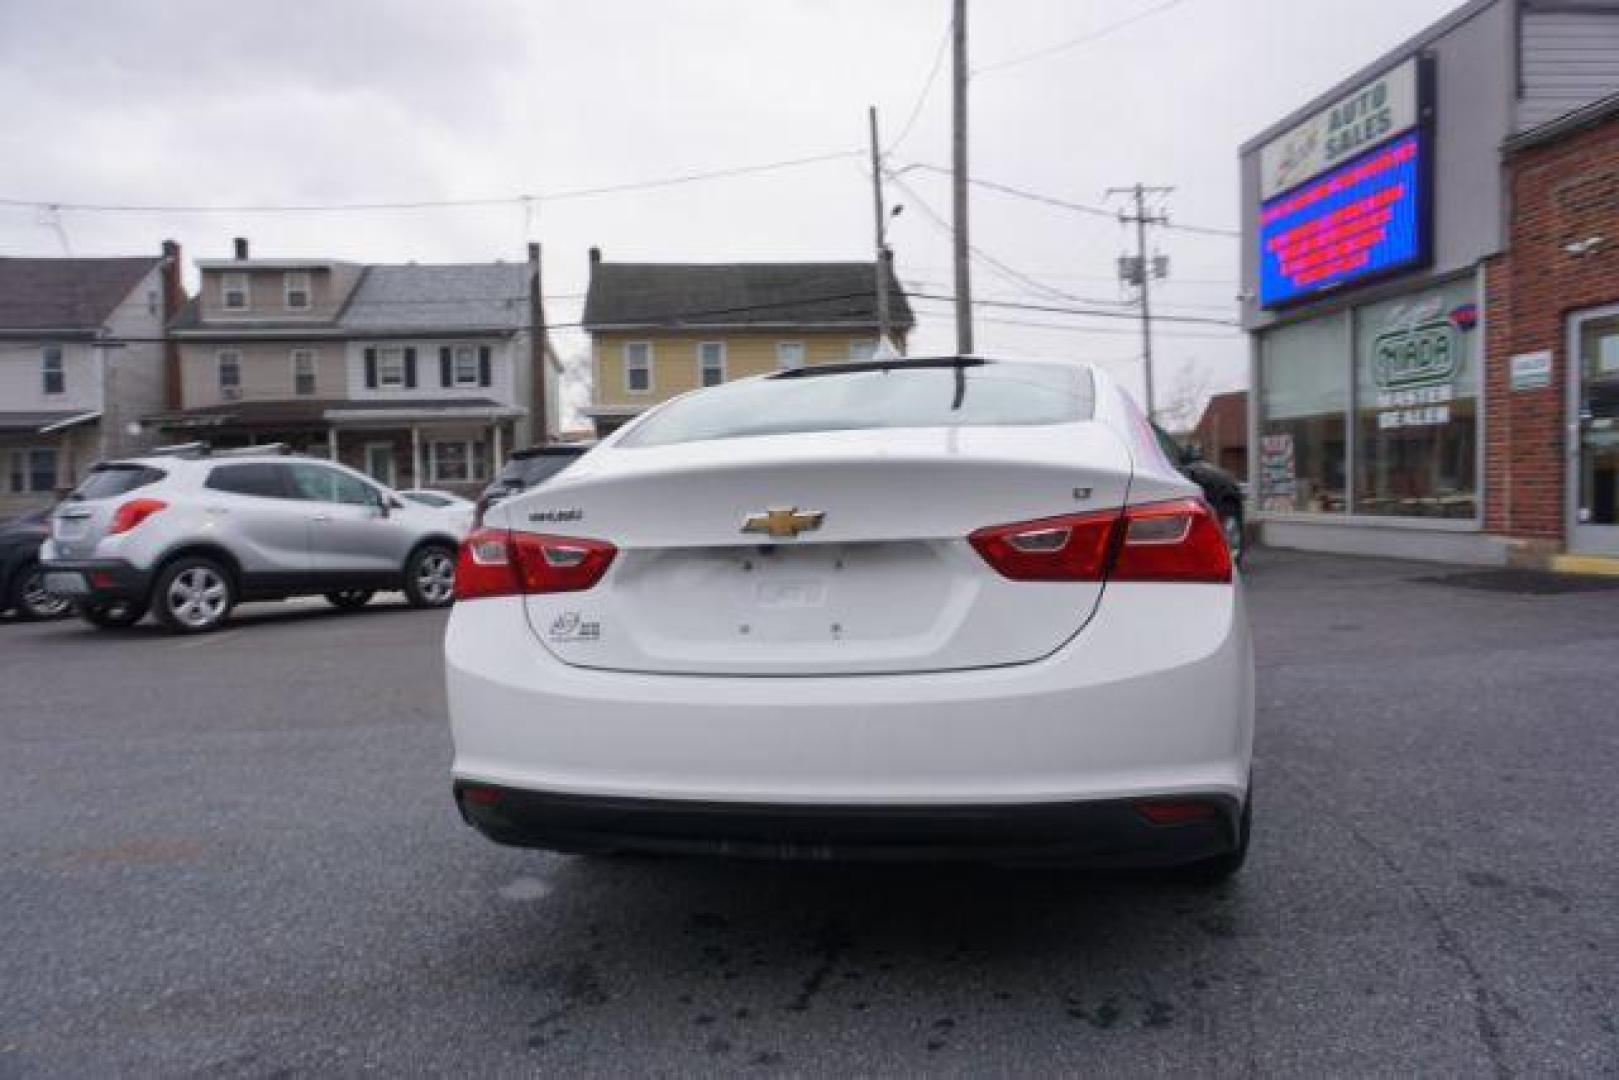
1107,183,1173,420
868,105,892,347
951,0,973,355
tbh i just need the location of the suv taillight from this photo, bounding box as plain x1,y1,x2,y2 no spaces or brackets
107,498,168,535
970,498,1231,584
454,528,617,601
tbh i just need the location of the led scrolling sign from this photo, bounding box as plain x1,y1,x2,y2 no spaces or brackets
1256,57,1433,309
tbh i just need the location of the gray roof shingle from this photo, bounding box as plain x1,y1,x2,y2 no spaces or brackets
0,257,160,331
582,261,913,331
339,264,527,333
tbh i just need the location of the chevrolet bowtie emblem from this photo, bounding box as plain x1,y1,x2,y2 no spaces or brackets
741,506,825,539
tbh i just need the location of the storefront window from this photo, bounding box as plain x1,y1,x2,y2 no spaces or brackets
1259,313,1347,513
1352,280,1478,518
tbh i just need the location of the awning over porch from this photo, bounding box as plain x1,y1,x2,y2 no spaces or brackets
146,398,525,433
0,410,101,435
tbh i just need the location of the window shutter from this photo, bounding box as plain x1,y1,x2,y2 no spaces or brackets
364,347,378,389
404,347,418,389
440,346,453,387
478,346,492,387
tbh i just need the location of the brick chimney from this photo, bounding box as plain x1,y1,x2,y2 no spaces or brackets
233,236,249,260
161,239,184,409
528,243,550,444
589,245,602,265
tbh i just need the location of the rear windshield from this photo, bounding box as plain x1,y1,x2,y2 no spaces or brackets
618,362,1095,449
70,464,166,500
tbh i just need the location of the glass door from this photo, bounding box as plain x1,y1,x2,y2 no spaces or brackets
364,442,395,489
1570,309,1619,556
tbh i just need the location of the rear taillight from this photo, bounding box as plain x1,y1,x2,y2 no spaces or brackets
970,497,1231,584
968,508,1120,582
107,498,167,535
453,527,616,601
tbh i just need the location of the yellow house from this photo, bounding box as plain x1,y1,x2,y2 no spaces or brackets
580,250,913,436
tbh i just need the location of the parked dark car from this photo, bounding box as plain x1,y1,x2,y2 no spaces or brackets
1,510,70,620
1152,422,1246,565
476,444,590,524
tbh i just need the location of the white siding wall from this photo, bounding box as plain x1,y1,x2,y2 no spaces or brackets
343,338,519,403
1519,5,1619,131
0,340,100,413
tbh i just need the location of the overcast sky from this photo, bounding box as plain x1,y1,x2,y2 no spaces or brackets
0,0,1459,427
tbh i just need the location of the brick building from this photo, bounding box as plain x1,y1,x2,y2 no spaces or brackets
1239,0,1619,567
1484,94,1619,566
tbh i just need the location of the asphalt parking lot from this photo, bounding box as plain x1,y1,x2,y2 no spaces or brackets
2,549,1616,1077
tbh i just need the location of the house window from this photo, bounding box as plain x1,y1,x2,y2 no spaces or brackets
7,448,58,493
218,350,242,399
147,290,160,317
222,272,249,311
624,342,652,393
284,272,311,311
698,342,726,387
776,342,806,370
848,340,878,360
42,345,64,395
453,344,480,386
429,440,489,483
292,349,317,396
377,346,407,388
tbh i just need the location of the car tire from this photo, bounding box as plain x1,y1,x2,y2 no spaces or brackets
78,598,149,630
11,564,71,621
1173,789,1251,886
325,589,375,610
152,557,236,634
403,544,457,609
1219,502,1245,566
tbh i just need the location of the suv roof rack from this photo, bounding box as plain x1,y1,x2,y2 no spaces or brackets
212,443,292,458
144,441,294,460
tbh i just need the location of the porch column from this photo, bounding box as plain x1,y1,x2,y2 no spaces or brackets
411,425,422,487
492,421,503,475
328,426,338,461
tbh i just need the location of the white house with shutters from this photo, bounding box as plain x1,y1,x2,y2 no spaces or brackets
159,240,561,495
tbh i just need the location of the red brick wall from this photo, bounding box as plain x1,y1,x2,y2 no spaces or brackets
1485,112,1619,544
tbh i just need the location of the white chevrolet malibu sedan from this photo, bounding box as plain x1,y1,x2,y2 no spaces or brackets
446,358,1253,880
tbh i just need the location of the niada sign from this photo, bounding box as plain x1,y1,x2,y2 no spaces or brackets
1371,314,1461,431
1260,57,1420,200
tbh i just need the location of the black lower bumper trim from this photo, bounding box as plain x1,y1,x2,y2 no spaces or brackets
453,783,1241,867
39,558,150,603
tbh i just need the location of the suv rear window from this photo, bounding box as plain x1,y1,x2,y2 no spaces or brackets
618,361,1095,449
71,464,166,500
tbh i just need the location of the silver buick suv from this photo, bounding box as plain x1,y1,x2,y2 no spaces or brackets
39,445,464,633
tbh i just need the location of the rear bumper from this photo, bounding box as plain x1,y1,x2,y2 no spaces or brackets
37,558,150,603
447,583,1253,814
453,782,1242,866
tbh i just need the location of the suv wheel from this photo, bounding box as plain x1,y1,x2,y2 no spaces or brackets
153,557,236,634
78,598,148,629
11,564,71,621
326,589,375,610
404,544,456,608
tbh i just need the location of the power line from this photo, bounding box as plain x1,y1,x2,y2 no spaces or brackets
0,150,862,216
887,14,953,154
887,171,1122,306
909,291,1238,328
974,0,1192,76
910,307,1239,341
898,163,1239,238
